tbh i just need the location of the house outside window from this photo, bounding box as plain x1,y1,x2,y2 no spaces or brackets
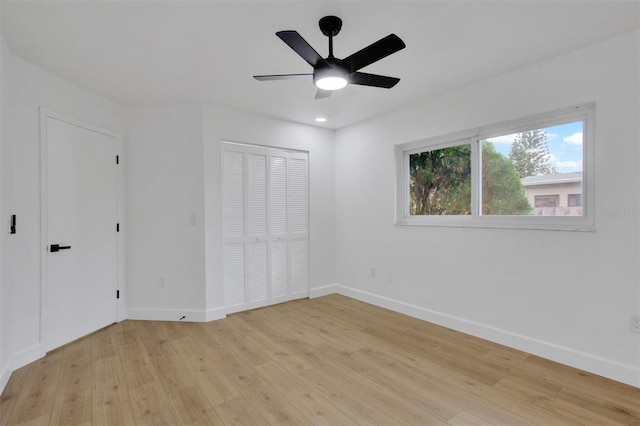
524,172,582,215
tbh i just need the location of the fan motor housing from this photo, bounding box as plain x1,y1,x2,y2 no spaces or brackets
319,16,342,37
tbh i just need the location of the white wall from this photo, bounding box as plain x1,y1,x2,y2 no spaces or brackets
125,104,206,320
0,46,124,388
0,33,5,392
203,104,336,316
334,30,640,387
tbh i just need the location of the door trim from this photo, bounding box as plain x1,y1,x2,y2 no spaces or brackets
39,108,125,351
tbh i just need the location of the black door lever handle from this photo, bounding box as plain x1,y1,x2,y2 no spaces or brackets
50,244,71,253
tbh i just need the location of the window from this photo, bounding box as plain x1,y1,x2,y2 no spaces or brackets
409,144,471,215
534,195,559,208
395,103,594,231
568,194,582,207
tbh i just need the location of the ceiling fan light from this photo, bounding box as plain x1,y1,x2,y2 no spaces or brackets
314,63,349,91
315,76,348,91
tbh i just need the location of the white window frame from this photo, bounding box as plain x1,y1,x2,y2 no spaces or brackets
394,103,595,231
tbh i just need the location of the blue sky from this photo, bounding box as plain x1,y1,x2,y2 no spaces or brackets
486,121,583,173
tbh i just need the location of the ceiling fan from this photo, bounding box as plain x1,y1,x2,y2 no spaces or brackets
253,16,406,99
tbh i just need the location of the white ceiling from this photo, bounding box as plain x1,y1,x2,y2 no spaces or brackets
1,1,638,129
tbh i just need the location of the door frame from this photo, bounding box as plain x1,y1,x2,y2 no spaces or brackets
39,108,125,351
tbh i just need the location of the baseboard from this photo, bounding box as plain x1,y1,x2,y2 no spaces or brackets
205,306,227,322
0,366,11,395
0,343,45,394
325,284,640,389
127,307,207,322
126,306,228,323
309,284,340,298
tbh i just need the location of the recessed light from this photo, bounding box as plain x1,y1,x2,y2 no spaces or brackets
315,117,327,122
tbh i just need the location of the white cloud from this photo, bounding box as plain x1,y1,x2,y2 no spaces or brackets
554,159,582,172
486,133,518,145
488,130,556,145
564,132,583,146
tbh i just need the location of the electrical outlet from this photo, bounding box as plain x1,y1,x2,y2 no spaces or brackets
159,277,166,288
631,314,640,333
386,270,392,282
370,266,376,277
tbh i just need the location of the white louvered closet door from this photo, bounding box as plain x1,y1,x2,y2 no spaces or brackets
288,152,310,299
247,148,269,308
269,151,290,303
222,149,246,309
223,143,309,314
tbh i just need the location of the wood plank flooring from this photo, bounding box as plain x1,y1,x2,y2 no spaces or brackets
1,294,639,425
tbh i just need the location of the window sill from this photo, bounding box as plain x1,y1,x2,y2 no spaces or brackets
395,216,596,232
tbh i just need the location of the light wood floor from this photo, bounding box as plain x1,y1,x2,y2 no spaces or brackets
1,295,639,425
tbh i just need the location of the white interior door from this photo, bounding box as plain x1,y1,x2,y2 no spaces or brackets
42,112,120,351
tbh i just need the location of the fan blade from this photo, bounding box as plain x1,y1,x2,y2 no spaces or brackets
350,72,400,88
343,34,406,72
315,89,332,99
276,31,325,67
254,73,312,81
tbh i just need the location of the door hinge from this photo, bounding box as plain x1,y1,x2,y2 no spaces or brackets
116,223,120,232
117,290,120,299
116,155,120,165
